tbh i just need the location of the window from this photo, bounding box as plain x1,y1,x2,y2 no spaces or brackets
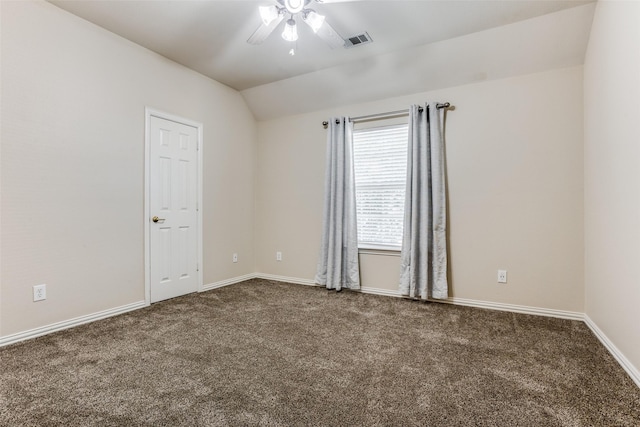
352,124,408,250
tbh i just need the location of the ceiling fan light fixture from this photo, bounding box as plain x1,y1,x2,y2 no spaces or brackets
303,10,325,33
259,5,280,26
282,18,298,42
284,0,305,14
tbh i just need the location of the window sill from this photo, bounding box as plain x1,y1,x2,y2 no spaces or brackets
358,246,401,257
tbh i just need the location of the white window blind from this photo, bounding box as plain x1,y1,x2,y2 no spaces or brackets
353,124,408,249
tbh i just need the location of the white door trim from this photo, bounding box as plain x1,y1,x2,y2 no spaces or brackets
144,108,203,305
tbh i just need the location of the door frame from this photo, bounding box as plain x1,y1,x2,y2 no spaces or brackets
144,107,204,305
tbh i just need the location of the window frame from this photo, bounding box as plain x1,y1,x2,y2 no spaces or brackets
352,119,409,252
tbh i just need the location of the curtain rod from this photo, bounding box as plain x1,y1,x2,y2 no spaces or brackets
322,102,450,129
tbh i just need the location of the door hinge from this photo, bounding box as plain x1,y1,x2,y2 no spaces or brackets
196,263,199,272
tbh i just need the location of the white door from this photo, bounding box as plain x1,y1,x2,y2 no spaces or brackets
149,115,199,303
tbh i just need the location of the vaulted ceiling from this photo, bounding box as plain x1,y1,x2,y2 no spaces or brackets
48,0,596,119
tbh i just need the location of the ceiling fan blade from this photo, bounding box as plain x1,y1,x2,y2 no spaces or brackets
247,15,284,45
316,20,344,49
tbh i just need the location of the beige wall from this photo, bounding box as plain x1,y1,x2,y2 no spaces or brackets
0,1,256,336
256,66,584,312
584,1,640,376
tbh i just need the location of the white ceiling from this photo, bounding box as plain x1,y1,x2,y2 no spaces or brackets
48,0,596,120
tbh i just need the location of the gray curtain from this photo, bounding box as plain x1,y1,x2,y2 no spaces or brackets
399,103,448,300
315,117,361,291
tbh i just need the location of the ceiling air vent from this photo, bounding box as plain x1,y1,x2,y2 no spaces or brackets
344,32,373,48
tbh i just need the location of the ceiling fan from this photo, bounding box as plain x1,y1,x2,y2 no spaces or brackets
247,0,345,50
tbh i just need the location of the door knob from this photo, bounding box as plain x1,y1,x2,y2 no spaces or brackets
152,216,165,223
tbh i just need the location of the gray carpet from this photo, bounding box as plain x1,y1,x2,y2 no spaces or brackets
0,279,638,426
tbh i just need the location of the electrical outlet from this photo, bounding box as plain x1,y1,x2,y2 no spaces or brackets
33,284,47,301
498,270,507,283
233,253,238,263
276,251,282,262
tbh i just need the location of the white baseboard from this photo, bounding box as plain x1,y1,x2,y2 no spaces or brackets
201,273,257,292
358,289,584,321
254,274,401,300
0,300,147,348
255,273,318,287
256,274,582,320
255,274,407,300
584,315,640,388
359,286,404,298
444,297,584,320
